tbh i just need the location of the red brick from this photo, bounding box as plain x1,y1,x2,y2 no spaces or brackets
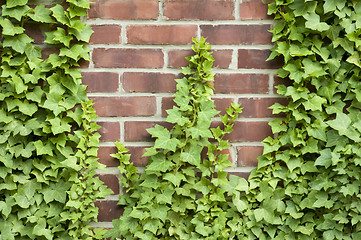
121,72,176,93
124,121,172,142
98,122,120,141
238,49,282,69
95,200,123,222
214,74,269,94
98,174,119,194
239,1,270,20
168,49,232,69
82,72,119,93
201,25,272,45
98,146,119,167
25,23,44,44
90,25,121,44
127,146,149,167
237,146,263,167
92,96,157,117
127,25,197,45
164,0,234,20
238,97,288,118
89,0,159,20
93,48,164,68
161,97,234,117
225,121,272,142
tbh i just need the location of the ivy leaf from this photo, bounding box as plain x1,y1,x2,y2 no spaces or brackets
2,5,30,21
303,95,326,111
315,149,332,168
29,5,54,23
0,18,25,36
304,13,330,32
324,0,346,13
181,145,202,166
50,4,68,25
150,205,169,223
166,107,189,126
6,0,28,8
146,154,174,172
164,172,186,187
3,34,33,54
34,140,53,156
326,113,351,136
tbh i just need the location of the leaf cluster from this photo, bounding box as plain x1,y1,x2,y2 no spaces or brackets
107,38,247,240
0,1,111,239
241,0,361,239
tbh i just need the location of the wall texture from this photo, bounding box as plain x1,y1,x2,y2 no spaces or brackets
83,0,282,227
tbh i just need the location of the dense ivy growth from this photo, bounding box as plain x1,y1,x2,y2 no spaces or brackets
0,0,111,239
242,0,361,239
106,38,245,240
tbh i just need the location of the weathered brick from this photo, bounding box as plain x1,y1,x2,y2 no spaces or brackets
229,171,250,179
238,49,282,69
89,0,159,20
168,49,232,69
82,72,119,93
98,174,119,194
98,146,119,167
237,146,263,167
25,23,44,44
121,72,177,93
95,200,123,222
98,122,120,142
164,0,234,20
162,97,234,117
201,25,272,45
127,146,149,167
214,74,269,94
226,121,272,142
92,96,157,117
93,48,164,68
124,121,172,142
238,97,288,118
239,0,270,20
127,25,197,45
90,25,122,44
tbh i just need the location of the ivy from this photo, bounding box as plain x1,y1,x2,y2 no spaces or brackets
0,0,111,239
106,38,245,240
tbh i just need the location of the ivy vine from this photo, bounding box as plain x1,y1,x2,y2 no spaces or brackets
0,0,111,239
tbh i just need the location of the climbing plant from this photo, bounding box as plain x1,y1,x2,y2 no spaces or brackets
242,0,361,239
106,37,246,240
0,0,111,239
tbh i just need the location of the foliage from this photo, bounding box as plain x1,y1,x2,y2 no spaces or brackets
0,0,111,239
241,0,361,239
106,37,245,240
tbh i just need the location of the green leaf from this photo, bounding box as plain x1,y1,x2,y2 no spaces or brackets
146,154,174,172
6,0,28,8
304,13,330,32
2,5,30,21
303,95,326,111
34,140,53,156
315,149,332,168
3,34,33,54
29,5,54,23
0,18,25,36
326,113,351,136
181,145,202,166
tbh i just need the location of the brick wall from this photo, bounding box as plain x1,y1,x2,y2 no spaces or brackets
83,0,281,228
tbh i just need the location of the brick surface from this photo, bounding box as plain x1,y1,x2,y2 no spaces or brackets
127,146,149,167
89,0,159,20
168,49,232,69
164,0,234,20
229,171,251,179
238,49,282,69
92,96,157,117
214,74,269,94
25,23,44,44
226,121,272,142
98,146,119,167
121,72,177,93
238,97,288,118
98,174,119,194
239,1,270,20
201,25,272,45
127,25,197,45
95,201,123,222
98,122,120,142
93,48,164,68
274,76,292,94
82,72,119,93
237,146,263,167
90,25,122,44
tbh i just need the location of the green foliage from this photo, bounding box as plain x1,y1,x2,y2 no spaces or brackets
242,0,361,239
0,0,111,239
106,38,245,240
